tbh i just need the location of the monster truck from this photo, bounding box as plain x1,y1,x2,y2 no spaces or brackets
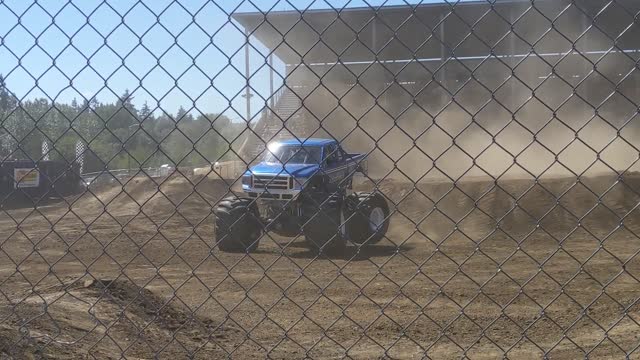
214,138,390,254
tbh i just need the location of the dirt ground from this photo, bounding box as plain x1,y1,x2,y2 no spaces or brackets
1,171,640,359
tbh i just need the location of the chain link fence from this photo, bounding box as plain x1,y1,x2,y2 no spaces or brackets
1,0,640,358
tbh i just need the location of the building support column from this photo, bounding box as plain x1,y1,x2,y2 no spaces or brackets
581,10,591,105
269,54,274,109
245,28,251,123
510,8,517,112
372,18,387,109
439,13,447,109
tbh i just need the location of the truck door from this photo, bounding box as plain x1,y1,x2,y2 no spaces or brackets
336,144,354,189
324,144,345,189
337,144,353,175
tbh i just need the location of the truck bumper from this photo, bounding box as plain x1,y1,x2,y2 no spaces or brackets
244,189,302,201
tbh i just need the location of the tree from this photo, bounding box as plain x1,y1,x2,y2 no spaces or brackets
139,101,153,122
0,79,235,168
0,74,18,158
175,106,194,124
0,74,18,115
105,89,138,132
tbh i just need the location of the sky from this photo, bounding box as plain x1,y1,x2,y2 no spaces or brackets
0,0,459,122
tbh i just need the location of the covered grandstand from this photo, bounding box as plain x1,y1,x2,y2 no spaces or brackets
233,0,640,179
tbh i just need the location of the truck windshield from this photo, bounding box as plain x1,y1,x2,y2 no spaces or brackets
263,145,322,165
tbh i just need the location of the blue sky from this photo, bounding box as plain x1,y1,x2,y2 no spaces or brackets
0,0,452,121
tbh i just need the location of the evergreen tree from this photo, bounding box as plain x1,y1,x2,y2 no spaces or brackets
176,106,195,123
0,75,19,158
0,74,17,123
139,101,153,122
0,79,235,167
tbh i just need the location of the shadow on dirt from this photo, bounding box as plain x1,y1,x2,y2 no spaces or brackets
0,195,67,210
283,241,415,261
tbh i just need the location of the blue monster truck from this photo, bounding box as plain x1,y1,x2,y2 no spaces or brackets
214,138,390,254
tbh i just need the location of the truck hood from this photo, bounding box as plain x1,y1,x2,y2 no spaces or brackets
248,162,319,178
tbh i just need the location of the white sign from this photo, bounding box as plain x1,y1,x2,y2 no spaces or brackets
14,168,40,188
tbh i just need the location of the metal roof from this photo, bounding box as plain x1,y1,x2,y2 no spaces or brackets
232,0,640,65
274,138,336,146
233,0,536,19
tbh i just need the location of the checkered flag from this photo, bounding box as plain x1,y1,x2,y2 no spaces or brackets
41,140,49,161
75,140,85,174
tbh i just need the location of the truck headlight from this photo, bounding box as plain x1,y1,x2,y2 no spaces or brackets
294,177,308,189
242,175,252,187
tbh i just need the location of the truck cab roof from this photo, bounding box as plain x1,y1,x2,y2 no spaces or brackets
273,138,337,147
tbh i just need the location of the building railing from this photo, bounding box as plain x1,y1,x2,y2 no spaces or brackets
238,86,288,160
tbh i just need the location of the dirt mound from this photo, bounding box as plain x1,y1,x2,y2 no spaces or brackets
1,278,239,359
69,173,234,221
77,278,219,332
0,325,58,360
140,173,234,216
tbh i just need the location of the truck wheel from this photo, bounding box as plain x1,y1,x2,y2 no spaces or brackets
214,197,262,253
302,196,346,255
345,192,390,245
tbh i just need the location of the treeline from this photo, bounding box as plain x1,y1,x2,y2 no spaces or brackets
0,76,245,173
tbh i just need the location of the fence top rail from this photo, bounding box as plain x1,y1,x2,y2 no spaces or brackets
3,1,640,358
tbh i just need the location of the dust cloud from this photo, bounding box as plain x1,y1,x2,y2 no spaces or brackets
284,15,640,183
290,62,639,182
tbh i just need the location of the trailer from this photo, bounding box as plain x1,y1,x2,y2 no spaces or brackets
0,160,84,202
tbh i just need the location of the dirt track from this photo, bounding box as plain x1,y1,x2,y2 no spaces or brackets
1,172,640,359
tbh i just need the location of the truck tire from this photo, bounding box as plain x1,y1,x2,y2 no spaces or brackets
214,197,262,253
345,192,390,245
302,195,346,255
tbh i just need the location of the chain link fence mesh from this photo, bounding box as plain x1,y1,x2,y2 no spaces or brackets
1,0,640,358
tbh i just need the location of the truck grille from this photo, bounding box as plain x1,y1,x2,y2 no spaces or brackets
252,175,291,190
